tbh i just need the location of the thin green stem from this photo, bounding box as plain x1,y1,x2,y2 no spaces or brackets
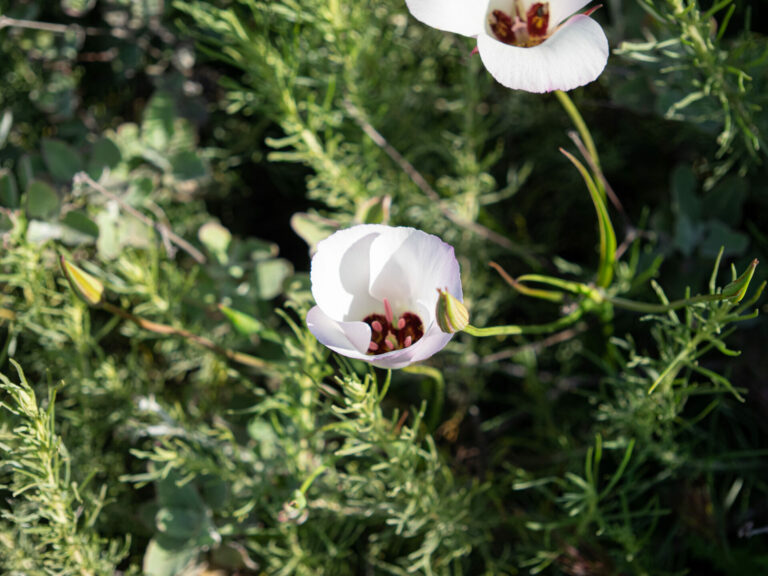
466,285,748,341
403,365,444,430
464,307,584,338
607,292,727,314
647,343,692,395
299,464,329,495
555,90,601,175
464,324,522,337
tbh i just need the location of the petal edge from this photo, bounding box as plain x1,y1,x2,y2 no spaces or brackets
405,0,485,37
477,15,609,93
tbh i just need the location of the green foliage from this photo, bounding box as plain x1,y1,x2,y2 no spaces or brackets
1,0,767,574
616,0,767,176
0,361,128,574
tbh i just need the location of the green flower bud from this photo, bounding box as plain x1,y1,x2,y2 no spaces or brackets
722,259,759,303
60,256,104,307
436,288,469,334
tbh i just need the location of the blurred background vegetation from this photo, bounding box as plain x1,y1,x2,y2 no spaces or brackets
1,0,767,574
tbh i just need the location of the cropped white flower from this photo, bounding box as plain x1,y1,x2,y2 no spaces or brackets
306,225,463,369
405,0,609,93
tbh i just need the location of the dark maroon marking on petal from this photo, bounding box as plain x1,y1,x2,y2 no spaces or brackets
395,312,424,349
363,313,392,355
364,309,425,355
490,10,517,45
526,2,549,37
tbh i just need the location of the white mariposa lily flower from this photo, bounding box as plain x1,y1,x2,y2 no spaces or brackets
405,0,609,93
306,225,463,369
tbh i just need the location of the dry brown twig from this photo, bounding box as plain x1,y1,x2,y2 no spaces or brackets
343,100,538,264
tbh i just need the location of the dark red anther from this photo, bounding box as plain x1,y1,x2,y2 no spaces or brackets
526,2,549,37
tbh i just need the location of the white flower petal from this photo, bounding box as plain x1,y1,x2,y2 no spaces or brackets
368,324,452,368
308,225,463,369
549,0,593,26
368,227,463,319
307,306,372,358
307,307,451,369
369,347,423,369
399,322,454,364
477,15,608,93
310,224,386,321
405,0,486,37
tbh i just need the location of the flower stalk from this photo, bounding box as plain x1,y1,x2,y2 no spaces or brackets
554,90,601,176
462,258,761,340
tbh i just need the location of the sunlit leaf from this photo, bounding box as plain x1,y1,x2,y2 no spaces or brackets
143,537,199,576
198,221,231,264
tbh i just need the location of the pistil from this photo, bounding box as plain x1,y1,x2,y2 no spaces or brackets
383,298,394,325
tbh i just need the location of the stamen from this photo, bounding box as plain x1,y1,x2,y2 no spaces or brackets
364,307,425,356
383,298,394,325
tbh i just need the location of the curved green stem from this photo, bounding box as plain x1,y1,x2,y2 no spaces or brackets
555,90,601,175
403,365,444,430
464,307,584,338
465,287,752,340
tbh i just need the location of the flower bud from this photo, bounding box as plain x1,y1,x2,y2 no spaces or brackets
436,288,469,334
722,258,759,303
60,256,104,307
